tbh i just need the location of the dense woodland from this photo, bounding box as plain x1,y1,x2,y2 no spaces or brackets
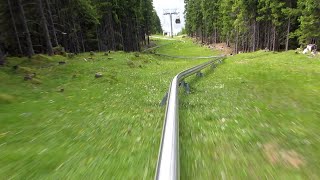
0,0,162,60
185,0,320,53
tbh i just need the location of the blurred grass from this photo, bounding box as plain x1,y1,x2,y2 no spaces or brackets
0,42,213,179
1,37,319,179
180,50,320,179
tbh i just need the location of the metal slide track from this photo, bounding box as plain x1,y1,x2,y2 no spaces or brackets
155,58,224,180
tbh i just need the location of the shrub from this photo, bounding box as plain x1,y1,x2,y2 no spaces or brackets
53,45,65,55
127,60,135,68
134,52,140,57
67,53,75,59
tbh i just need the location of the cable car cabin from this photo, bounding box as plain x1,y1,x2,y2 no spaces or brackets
175,18,181,24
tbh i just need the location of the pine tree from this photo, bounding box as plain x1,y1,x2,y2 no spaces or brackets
0,41,4,65
270,1,285,51
282,0,299,51
296,0,320,46
17,0,34,57
151,10,162,34
44,0,59,47
7,0,22,55
220,0,234,47
140,0,153,45
38,0,53,55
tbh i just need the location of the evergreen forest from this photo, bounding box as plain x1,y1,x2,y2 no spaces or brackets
185,0,320,52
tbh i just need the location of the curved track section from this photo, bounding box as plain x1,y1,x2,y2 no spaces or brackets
155,58,224,180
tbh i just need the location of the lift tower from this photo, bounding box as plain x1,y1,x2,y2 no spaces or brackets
163,9,179,38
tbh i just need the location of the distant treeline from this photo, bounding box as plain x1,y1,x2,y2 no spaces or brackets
0,0,162,57
185,0,320,52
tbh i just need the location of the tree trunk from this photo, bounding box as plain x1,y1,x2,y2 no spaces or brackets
246,36,249,52
266,24,270,49
8,0,23,55
272,26,276,51
18,0,34,57
235,30,239,53
226,32,230,47
0,46,4,66
214,27,217,44
72,19,80,53
118,21,124,51
99,10,116,51
99,22,107,51
252,21,256,52
96,26,101,51
80,29,86,52
38,0,53,55
146,18,150,45
201,27,204,44
241,35,245,52
257,23,260,49
264,25,268,49
134,15,140,51
285,17,291,51
62,18,68,52
45,0,59,47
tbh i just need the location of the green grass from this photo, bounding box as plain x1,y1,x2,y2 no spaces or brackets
151,35,219,57
1,37,320,179
0,40,212,179
180,51,320,179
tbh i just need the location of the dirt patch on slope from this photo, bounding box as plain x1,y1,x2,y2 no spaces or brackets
263,142,305,169
209,43,234,55
191,38,234,55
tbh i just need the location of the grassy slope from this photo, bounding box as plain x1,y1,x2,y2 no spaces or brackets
180,51,320,179
152,36,220,57
0,39,217,179
1,37,320,179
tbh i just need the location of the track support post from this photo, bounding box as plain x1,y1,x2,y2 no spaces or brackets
180,80,191,94
196,71,204,77
160,92,168,106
